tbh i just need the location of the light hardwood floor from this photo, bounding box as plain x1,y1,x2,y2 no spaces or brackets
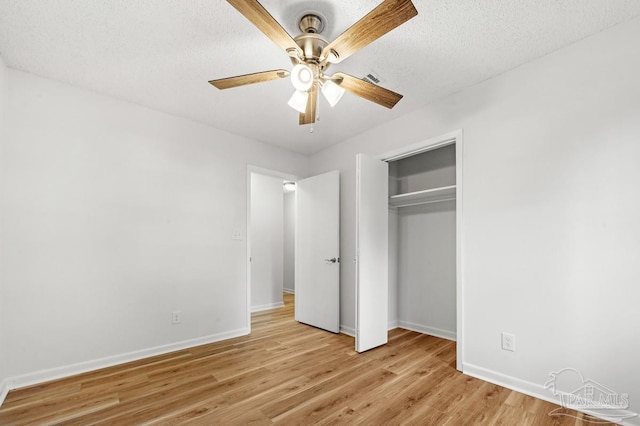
0,293,604,425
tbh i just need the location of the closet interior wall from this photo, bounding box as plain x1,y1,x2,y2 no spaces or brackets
388,144,457,340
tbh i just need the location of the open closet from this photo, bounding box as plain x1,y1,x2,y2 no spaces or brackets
355,132,462,368
388,144,457,341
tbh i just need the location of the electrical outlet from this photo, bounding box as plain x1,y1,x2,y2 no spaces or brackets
501,332,515,352
172,311,181,325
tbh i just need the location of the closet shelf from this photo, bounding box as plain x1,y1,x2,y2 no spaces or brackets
389,185,456,208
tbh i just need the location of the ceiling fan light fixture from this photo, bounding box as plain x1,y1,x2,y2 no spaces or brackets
321,80,345,107
290,64,314,91
288,90,309,113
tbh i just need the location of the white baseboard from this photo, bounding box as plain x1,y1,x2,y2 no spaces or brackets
463,363,639,426
0,378,9,408
388,320,399,330
4,328,249,392
283,288,295,294
398,320,456,341
463,363,555,404
251,302,285,313
340,325,356,337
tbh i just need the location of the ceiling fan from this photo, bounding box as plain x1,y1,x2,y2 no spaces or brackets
209,0,418,125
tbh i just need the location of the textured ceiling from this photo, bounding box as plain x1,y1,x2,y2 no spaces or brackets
1,0,640,155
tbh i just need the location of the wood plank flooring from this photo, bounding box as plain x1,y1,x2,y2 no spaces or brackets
0,293,605,425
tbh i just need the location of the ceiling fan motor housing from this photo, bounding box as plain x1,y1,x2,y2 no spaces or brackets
293,33,328,64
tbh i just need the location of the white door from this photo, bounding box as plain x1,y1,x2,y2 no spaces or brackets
295,170,340,333
356,154,389,352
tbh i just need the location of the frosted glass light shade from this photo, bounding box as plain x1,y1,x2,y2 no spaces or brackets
321,80,345,107
288,90,309,113
290,64,314,91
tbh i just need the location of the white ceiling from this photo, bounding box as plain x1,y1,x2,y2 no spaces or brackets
1,1,640,155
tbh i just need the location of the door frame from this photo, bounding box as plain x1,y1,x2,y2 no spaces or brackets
377,129,464,372
246,165,299,334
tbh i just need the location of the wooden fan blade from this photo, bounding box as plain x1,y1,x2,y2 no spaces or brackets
322,0,417,64
209,69,289,90
227,0,303,58
333,72,403,109
299,86,318,125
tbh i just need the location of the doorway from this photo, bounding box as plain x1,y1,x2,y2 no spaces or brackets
247,166,298,330
388,143,457,342
247,167,341,336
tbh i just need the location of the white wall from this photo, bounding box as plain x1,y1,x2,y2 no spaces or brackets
309,17,640,422
0,69,308,387
283,190,295,293
250,173,284,311
397,201,456,338
0,55,8,396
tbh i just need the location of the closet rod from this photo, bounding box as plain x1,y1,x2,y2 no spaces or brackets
393,197,456,209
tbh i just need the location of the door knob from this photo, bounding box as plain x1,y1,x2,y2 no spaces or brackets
324,257,339,264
